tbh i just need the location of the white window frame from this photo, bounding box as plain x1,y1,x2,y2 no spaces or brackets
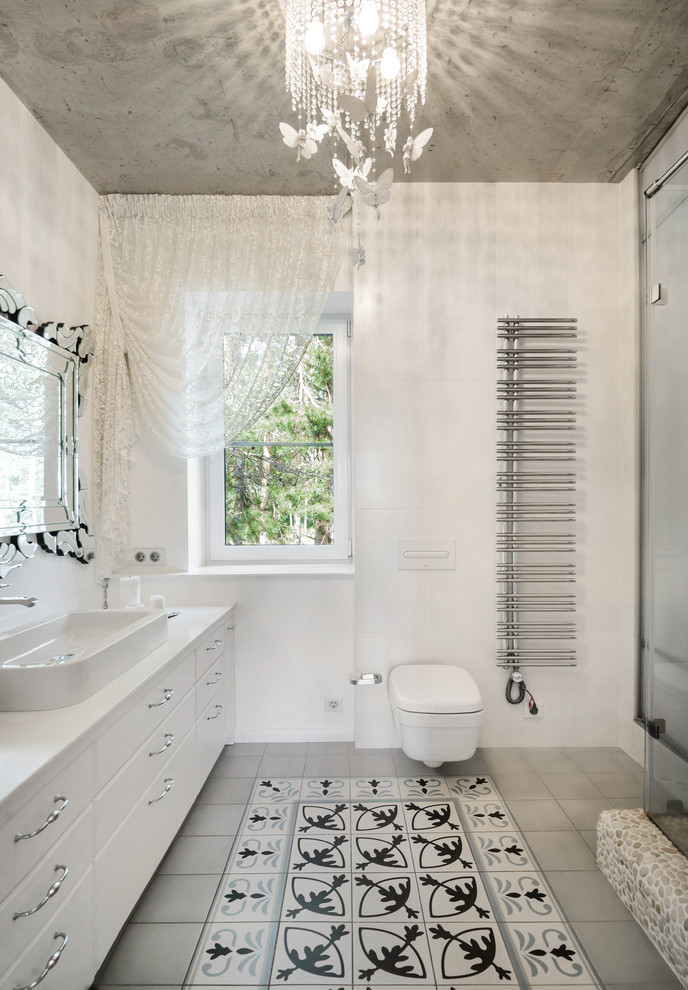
206,315,351,564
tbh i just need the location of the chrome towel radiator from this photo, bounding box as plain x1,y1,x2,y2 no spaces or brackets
496,317,577,668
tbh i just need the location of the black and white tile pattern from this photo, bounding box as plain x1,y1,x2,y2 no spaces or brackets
184,776,603,987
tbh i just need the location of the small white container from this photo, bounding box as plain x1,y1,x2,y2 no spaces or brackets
119,575,141,609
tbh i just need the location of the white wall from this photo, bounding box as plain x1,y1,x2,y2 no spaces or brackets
0,79,100,636
352,182,640,751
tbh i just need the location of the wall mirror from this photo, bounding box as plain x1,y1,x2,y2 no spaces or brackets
0,275,93,576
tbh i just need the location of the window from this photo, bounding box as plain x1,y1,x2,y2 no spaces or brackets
207,316,351,564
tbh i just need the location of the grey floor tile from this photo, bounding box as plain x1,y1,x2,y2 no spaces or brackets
392,751,432,775
350,753,397,774
303,754,351,775
158,835,234,874
179,802,245,836
258,754,307,775
506,797,576,831
600,982,684,989
572,920,681,985
195,776,255,804
437,754,489,775
580,828,598,853
481,747,537,773
96,986,182,989
610,796,646,810
523,829,598,870
524,748,582,773
208,754,262,778
221,742,267,756
307,741,353,754
542,772,606,799
569,747,634,773
491,772,552,799
97,922,203,985
547,869,634,921
265,741,308,754
586,771,644,798
557,797,614,830
130,873,221,922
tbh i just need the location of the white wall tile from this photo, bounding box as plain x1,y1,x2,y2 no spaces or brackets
354,509,427,635
424,381,495,509
354,381,425,509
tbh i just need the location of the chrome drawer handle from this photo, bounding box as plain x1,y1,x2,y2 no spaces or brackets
206,705,223,720
14,931,68,989
206,639,222,651
206,671,223,685
13,865,69,920
148,688,173,708
14,797,68,842
149,778,174,804
149,733,174,757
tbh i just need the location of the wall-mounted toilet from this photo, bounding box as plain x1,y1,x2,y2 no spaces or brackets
389,664,484,768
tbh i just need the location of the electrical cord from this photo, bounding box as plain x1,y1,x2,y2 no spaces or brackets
505,671,539,714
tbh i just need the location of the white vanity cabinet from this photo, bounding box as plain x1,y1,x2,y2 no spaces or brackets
0,606,235,990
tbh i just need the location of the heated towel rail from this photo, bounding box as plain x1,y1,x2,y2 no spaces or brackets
497,317,578,668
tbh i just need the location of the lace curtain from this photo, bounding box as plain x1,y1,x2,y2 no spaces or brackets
94,194,345,573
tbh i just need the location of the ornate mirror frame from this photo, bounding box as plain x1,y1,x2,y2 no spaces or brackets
0,275,94,577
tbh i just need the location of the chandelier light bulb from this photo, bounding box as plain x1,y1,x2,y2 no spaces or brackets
356,1,379,37
380,46,401,80
304,19,325,55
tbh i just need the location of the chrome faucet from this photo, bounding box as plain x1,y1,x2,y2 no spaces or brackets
0,596,38,607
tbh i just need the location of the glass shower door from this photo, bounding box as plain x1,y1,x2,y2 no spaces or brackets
643,155,688,856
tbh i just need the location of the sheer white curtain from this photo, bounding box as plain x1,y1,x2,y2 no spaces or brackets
94,194,345,573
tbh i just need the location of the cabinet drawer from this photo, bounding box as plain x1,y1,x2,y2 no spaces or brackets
2,869,94,990
94,728,197,963
95,650,195,789
195,651,227,718
0,748,93,904
94,690,195,848
196,692,231,787
0,807,92,971
194,624,225,679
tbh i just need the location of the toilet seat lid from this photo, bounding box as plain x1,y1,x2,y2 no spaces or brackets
390,664,483,714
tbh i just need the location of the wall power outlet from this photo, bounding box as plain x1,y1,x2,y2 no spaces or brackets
325,697,342,712
524,701,543,719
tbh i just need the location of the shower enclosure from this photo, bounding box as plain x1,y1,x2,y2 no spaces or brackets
640,149,688,857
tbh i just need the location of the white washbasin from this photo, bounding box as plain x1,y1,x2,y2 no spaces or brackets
0,609,168,710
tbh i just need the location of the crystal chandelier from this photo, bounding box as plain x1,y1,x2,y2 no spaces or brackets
280,0,433,248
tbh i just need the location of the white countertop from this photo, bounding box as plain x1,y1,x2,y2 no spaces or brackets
0,605,234,810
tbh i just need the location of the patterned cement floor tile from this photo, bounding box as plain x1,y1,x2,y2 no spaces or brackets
484,872,563,923
504,922,599,984
352,834,413,872
398,777,452,799
425,921,514,984
469,831,540,872
456,799,517,832
416,871,494,923
187,922,278,985
252,779,303,803
228,836,292,874
281,872,353,922
407,832,477,873
295,803,352,835
290,834,352,873
244,805,298,835
352,872,423,923
301,778,351,801
351,777,401,800
270,921,353,984
401,800,464,833
210,874,284,922
351,802,407,834
447,775,499,800
352,922,435,985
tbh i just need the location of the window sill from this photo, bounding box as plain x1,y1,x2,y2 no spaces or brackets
185,561,354,577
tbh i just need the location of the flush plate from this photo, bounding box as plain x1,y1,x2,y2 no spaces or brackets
397,540,456,570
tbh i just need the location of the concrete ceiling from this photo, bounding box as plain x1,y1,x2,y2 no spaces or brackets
0,0,687,195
